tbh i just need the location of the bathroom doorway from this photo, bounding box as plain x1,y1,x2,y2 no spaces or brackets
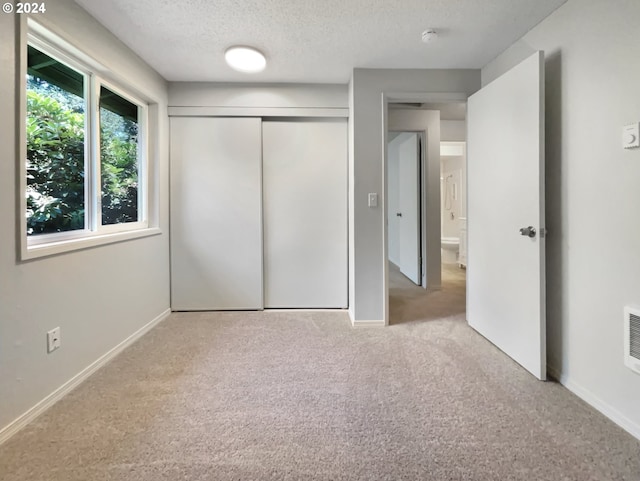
440,141,467,269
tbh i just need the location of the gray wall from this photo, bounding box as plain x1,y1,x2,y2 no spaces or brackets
0,2,170,433
441,121,466,142
349,69,480,322
482,0,640,437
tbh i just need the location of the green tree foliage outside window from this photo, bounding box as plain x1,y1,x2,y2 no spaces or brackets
26,80,85,235
100,86,139,226
27,76,140,235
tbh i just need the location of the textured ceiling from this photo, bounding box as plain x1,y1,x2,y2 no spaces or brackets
74,0,566,83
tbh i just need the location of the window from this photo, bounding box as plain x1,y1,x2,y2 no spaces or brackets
26,45,87,236
99,85,141,226
24,30,152,256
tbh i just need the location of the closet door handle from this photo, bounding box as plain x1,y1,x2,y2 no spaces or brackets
396,212,402,217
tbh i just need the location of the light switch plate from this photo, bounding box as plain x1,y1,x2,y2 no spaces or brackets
368,193,378,207
623,123,639,149
47,327,61,353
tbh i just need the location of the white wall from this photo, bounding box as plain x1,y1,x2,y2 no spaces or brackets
441,121,466,142
482,0,640,438
442,156,464,173
0,3,170,436
349,69,480,323
388,110,441,289
169,82,347,109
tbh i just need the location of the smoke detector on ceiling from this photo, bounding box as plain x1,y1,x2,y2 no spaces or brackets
422,29,438,43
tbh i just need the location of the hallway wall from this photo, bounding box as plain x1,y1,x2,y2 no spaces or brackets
348,69,480,324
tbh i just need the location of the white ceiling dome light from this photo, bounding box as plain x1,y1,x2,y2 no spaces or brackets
224,46,266,73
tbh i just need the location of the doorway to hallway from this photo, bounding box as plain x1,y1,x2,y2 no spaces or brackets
386,100,468,326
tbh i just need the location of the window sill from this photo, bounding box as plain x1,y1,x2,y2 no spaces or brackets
21,227,162,261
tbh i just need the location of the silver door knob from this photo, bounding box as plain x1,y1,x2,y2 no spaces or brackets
519,226,536,238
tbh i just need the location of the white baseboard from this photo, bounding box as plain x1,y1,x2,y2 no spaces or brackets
548,364,640,441
265,309,348,313
0,308,171,447
351,319,386,328
348,308,386,328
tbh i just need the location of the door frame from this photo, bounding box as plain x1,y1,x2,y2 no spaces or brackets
382,92,468,326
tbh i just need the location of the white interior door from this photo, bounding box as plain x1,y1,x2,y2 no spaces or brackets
170,117,263,310
262,119,348,308
387,134,401,266
392,132,421,285
467,51,546,380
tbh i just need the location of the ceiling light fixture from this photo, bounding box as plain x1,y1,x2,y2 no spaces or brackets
421,29,438,43
224,46,266,73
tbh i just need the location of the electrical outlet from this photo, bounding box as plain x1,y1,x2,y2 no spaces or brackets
47,327,61,353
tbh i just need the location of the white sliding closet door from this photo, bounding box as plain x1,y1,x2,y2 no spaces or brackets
262,120,348,308
170,117,263,310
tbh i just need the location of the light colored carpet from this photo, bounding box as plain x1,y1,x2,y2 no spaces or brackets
389,261,466,325
1,266,639,480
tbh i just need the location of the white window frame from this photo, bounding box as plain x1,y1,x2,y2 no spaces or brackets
21,22,159,260
93,78,149,235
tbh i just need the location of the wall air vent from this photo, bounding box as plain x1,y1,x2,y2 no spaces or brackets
624,306,640,375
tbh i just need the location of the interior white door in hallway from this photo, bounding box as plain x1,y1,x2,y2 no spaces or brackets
387,132,421,285
170,117,263,310
262,120,348,308
467,51,546,380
